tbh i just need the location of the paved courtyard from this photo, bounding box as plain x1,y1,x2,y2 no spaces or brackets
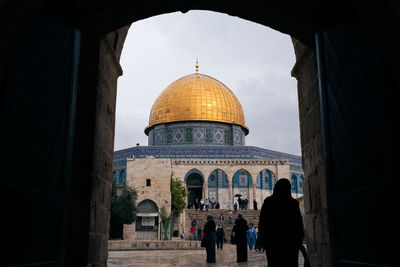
108,244,305,266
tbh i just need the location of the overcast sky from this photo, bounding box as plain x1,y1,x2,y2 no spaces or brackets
115,10,301,156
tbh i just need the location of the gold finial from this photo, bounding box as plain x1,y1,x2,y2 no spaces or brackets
195,57,199,73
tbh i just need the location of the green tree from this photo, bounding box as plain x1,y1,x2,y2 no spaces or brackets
166,172,188,240
159,206,173,240
170,171,187,215
109,182,138,239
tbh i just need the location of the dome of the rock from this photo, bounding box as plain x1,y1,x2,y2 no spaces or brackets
145,72,248,135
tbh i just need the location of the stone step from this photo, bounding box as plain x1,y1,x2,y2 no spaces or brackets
184,208,261,240
108,240,202,250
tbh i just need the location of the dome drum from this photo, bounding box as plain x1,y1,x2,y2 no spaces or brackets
147,121,246,146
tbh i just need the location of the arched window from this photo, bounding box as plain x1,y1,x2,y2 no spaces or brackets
298,175,304,194
208,169,228,188
232,169,252,188
291,174,298,193
256,169,276,190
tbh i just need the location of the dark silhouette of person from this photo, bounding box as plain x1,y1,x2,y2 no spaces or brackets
232,213,249,262
253,199,258,210
258,178,304,267
216,223,225,250
203,215,217,263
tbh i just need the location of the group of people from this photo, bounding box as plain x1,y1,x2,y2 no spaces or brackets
201,178,305,266
187,197,221,211
233,197,258,211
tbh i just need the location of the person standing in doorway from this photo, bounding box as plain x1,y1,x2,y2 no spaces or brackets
194,198,199,211
258,178,304,267
232,213,249,262
216,223,225,250
203,215,217,263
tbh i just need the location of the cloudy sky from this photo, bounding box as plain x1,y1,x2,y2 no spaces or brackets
115,10,301,156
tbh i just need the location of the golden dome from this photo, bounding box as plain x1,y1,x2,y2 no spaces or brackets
145,73,248,134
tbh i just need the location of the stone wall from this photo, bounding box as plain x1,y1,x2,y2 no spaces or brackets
72,26,130,266
291,38,330,266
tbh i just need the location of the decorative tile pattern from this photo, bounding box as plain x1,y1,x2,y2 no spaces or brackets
233,131,241,145
185,128,193,142
147,122,246,146
173,129,184,143
232,169,252,188
290,173,304,194
213,129,224,143
224,130,231,144
193,128,205,142
205,128,212,143
207,169,228,188
154,131,163,145
256,169,276,190
166,130,172,144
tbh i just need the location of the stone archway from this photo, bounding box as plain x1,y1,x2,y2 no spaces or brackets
136,199,159,240
232,169,252,209
208,169,229,209
185,170,204,206
256,168,276,203
2,2,398,267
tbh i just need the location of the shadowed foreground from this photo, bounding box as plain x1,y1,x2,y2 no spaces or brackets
108,243,305,266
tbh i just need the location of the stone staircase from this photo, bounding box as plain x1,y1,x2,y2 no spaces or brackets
184,208,260,241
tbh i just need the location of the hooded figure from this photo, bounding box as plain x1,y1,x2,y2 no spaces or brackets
258,178,304,267
203,215,217,263
232,213,249,262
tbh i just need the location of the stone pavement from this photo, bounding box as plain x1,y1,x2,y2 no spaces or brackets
108,243,305,266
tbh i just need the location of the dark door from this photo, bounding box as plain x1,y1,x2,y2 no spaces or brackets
188,188,203,205
187,173,203,205
1,20,80,266
316,23,396,266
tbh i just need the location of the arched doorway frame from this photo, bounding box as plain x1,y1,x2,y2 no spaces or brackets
3,2,398,267
207,168,229,209
255,168,276,204
184,169,205,206
232,168,252,209
136,199,159,240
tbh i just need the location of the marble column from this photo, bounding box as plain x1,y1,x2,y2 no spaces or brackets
275,164,279,180
203,181,208,200
228,181,233,210
248,185,253,209
252,183,256,208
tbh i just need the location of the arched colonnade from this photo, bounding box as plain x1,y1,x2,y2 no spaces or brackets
184,167,289,209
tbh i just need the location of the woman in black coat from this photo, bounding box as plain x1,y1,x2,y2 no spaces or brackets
216,223,225,250
258,178,304,267
203,215,217,263
232,213,249,262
